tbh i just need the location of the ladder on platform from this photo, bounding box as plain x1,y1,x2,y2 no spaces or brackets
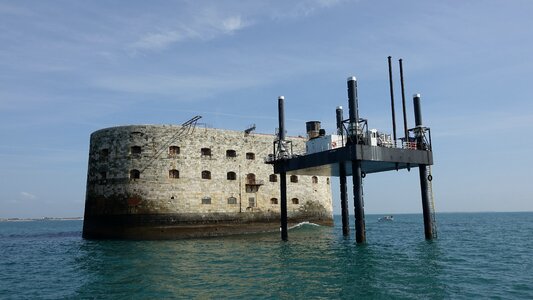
140,116,201,173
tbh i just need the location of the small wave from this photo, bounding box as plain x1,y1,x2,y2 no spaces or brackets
288,221,321,230
2,231,82,239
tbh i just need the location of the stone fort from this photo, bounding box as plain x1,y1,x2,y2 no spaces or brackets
83,124,333,239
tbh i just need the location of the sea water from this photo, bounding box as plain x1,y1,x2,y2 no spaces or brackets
1,213,532,299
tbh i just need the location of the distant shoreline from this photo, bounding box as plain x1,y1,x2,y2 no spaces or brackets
0,217,83,222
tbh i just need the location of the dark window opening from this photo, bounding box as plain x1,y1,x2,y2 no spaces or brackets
226,150,237,158
130,146,142,155
327,177,330,185
227,197,237,205
169,169,179,179
271,198,278,205
269,174,277,182
201,148,212,157
246,173,256,184
248,197,255,208
290,175,298,183
292,198,299,205
99,171,107,180
202,170,211,179
169,146,180,155
227,172,236,180
130,169,140,179
312,176,318,184
100,149,109,159
246,152,255,160
202,197,211,205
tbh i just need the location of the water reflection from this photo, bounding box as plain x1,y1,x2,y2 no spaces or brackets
73,218,449,299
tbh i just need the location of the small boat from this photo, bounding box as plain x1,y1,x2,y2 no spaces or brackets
378,215,394,222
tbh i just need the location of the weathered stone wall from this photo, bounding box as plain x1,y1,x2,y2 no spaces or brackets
83,125,333,238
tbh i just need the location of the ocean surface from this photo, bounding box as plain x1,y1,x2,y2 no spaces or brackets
1,213,532,299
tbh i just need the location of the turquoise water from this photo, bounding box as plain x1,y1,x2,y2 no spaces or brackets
1,213,532,299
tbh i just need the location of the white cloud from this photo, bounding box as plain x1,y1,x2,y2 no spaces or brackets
130,28,196,51
130,13,248,51
221,16,245,33
131,31,182,50
92,73,261,99
20,192,37,200
270,0,347,19
316,0,343,6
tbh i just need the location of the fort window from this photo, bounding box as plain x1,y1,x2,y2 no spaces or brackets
227,197,237,205
226,150,237,158
327,178,330,185
290,175,298,183
99,171,107,180
248,197,256,208
169,146,180,155
100,148,109,159
202,197,211,205
291,198,299,205
130,169,140,179
246,173,256,184
312,176,318,184
271,198,278,205
201,148,212,157
269,174,277,183
169,169,179,179
227,172,236,180
130,146,142,155
202,170,211,179
246,152,255,160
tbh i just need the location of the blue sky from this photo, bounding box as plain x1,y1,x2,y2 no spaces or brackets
1,0,532,218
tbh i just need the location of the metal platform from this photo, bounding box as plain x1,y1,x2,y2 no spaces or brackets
267,68,437,243
270,144,433,176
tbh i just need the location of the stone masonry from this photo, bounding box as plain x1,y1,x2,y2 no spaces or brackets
83,125,333,239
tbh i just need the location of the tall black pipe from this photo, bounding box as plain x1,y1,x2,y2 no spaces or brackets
413,93,433,240
339,162,349,236
388,56,397,141
336,106,344,136
280,171,288,241
336,105,349,235
352,160,365,243
277,95,288,241
278,96,286,141
399,59,409,141
347,77,359,145
347,76,366,243
413,94,423,127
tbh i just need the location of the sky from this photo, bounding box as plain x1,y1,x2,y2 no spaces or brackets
1,0,532,218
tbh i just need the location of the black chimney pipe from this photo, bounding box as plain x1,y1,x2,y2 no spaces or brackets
399,59,409,141
388,56,397,142
413,93,423,127
335,106,344,136
347,77,359,144
278,96,285,141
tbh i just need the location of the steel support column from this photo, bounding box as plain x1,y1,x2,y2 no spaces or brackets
352,159,366,243
339,162,349,236
418,164,433,239
280,171,288,241
413,94,433,240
